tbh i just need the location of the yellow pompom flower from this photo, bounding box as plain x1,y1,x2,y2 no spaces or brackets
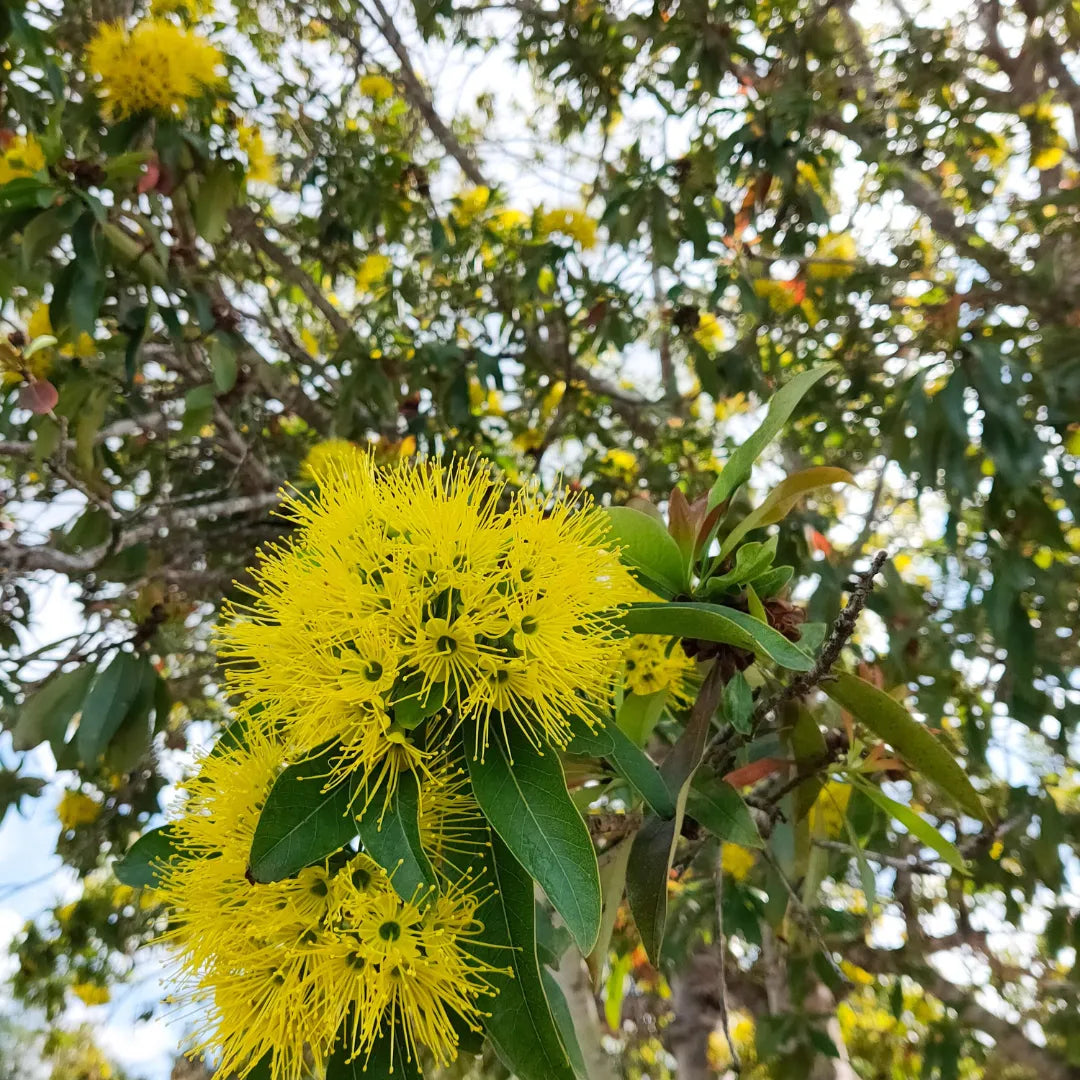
621,635,695,703
28,302,96,359
71,982,111,1006
57,790,102,830
217,455,637,803
539,207,598,249
0,133,45,185
359,74,394,101
692,311,724,352
807,231,857,280
157,729,499,1080
299,438,365,482
87,18,223,118
489,208,529,236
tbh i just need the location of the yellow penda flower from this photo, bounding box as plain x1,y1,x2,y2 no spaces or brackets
721,843,756,881
237,124,276,185
489,208,529,236
603,447,637,475
539,207,598,249
356,253,391,290
217,455,638,804
87,18,223,118
622,635,695,703
157,729,501,1080
71,982,110,1006
300,438,365,481
807,231,857,280
57,789,102,830
0,133,45,185
808,781,852,838
692,311,724,352
359,73,394,101
28,302,96,358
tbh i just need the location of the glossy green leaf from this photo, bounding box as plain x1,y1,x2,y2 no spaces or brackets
586,836,633,985
616,689,667,746
566,719,675,819
719,466,853,560
541,969,589,1080
13,664,94,753
686,771,763,848
826,672,986,821
604,505,688,596
355,771,437,903
858,783,968,874
478,832,577,1080
707,365,836,510
619,602,813,671
468,728,602,952
248,744,359,883
704,536,778,596
323,1023,421,1080
77,652,150,764
722,671,753,734
115,824,184,888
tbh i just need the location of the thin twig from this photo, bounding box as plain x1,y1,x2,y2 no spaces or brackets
813,839,940,875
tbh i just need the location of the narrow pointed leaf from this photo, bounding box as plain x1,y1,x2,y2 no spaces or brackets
826,672,986,821
115,824,185,888
13,664,94,752
604,506,688,596
685,772,763,848
619,602,813,671
248,744,359,882
708,365,837,510
77,652,150,764
468,729,601,952
858,783,969,874
355,771,437,902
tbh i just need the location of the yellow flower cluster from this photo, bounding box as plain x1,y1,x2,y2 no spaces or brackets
539,207,598,249
218,455,636,804
621,634,695,702
158,730,500,1079
454,186,491,224
0,133,44,185
71,982,111,1006
692,311,724,352
237,124,276,185
57,790,102,830
807,231,857,280
87,18,222,118
359,74,395,102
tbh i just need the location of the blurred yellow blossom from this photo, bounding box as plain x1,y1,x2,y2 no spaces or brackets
300,438,364,481
808,781,852,837
454,186,490,223
721,843,756,881
692,311,724,352
0,133,44,185
57,790,101,830
87,18,222,118
356,253,391,289
603,447,637,474
807,231,857,280
621,634,695,702
29,302,96,358
359,74,394,101
539,207,598,249
238,124,276,185
71,983,110,1006
839,960,875,986
489,208,529,235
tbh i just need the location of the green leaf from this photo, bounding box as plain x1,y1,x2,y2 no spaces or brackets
616,689,667,746
355,771,437,903
625,812,677,962
541,969,589,1080
104,668,159,774
842,813,877,908
12,665,94,753
825,672,986,821
619,602,813,671
604,506,688,596
77,652,150,764
686,771,763,847
194,162,240,244
210,336,238,394
248,744,359,883
857,783,968,874
535,903,574,968
389,674,445,729
718,466,853,560
722,671,753,734
707,365,836,509
115,824,184,888
478,832,577,1080
704,536,778,596
586,835,633,985
468,728,602,953
749,564,795,598
566,718,675,819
